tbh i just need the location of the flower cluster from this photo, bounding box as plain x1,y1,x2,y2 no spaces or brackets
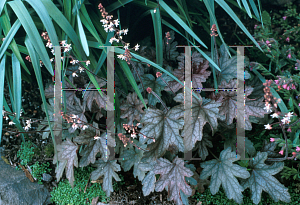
98,3,140,64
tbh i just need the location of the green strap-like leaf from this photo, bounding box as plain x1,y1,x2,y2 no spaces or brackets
159,0,207,49
151,7,163,67
0,55,6,144
77,13,89,56
25,0,59,46
7,0,53,75
12,53,21,123
106,0,133,13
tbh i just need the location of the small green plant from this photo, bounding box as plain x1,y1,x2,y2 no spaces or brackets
17,141,35,166
30,161,52,184
281,165,300,181
51,165,111,205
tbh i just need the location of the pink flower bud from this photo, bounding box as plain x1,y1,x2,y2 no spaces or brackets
283,16,287,20
254,25,258,29
270,138,275,142
296,146,300,152
282,84,288,89
274,80,279,84
292,84,296,90
266,40,270,44
296,67,298,70
288,53,291,59
287,86,290,90
286,37,290,42
279,150,284,155
287,127,292,132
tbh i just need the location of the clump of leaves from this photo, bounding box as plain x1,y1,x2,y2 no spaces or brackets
30,161,52,184
17,141,35,166
50,165,110,205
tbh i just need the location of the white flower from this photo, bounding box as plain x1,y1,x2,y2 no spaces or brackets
27,123,31,128
123,28,129,35
104,27,109,32
134,44,140,51
281,117,290,124
94,135,100,140
124,43,130,50
100,19,108,24
9,121,15,125
72,123,78,130
109,38,114,44
109,27,115,32
50,58,54,62
61,57,64,61
71,114,78,119
72,72,78,77
26,119,32,125
24,126,29,131
46,42,52,48
51,49,55,55
117,54,126,60
86,60,90,66
286,112,293,118
114,19,120,27
264,124,272,130
79,67,84,73
271,113,279,118
82,125,88,130
131,133,137,139
263,104,272,113
5,116,8,120
61,40,66,46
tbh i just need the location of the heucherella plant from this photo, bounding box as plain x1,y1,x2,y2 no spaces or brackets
2,1,300,205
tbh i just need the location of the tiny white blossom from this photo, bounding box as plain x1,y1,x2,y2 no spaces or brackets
82,125,88,130
100,19,108,24
9,121,15,125
46,42,52,48
124,43,130,50
286,112,293,118
72,123,78,130
109,38,114,44
109,27,115,32
86,60,90,66
79,67,84,73
134,44,140,51
281,117,290,124
24,126,29,131
94,135,100,140
104,27,109,32
117,54,126,60
26,119,32,125
72,72,78,77
51,49,55,55
71,114,78,119
61,40,66,46
271,113,279,118
5,116,9,120
123,28,129,35
131,133,137,139
263,104,272,113
264,124,272,129
114,19,120,27
50,58,54,62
